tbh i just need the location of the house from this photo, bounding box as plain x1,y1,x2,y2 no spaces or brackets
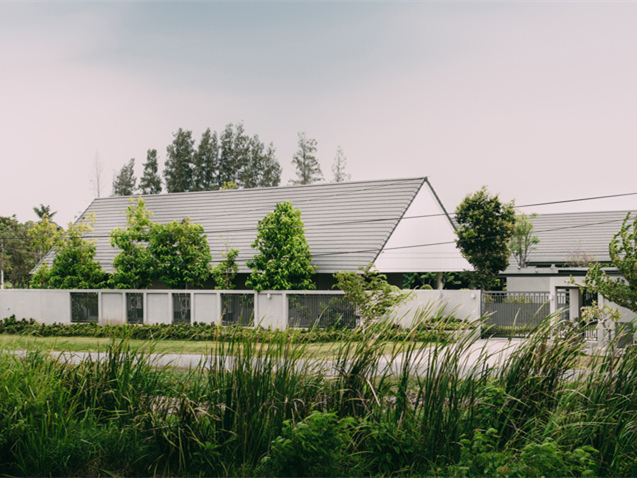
503,210,637,323
54,177,471,289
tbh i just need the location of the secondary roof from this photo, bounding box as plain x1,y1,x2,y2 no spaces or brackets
513,210,636,267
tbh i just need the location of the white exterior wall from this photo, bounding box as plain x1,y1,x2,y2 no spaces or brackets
374,183,472,273
392,289,482,328
1,289,483,330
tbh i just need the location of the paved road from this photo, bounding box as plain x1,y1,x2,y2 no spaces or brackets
10,337,525,377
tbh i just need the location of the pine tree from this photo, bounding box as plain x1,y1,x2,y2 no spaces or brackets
112,158,137,196
331,146,351,183
139,149,162,195
193,128,219,191
238,137,282,189
291,132,323,185
164,128,195,193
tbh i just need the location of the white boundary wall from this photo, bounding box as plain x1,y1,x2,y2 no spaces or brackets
0,289,482,329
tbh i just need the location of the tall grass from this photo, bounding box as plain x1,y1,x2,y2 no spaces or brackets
1,308,636,476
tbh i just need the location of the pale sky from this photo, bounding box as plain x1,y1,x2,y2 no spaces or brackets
2,1,637,226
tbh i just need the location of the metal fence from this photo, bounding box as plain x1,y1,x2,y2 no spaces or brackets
172,293,191,325
126,293,144,324
70,292,99,323
287,294,358,328
482,291,551,337
221,293,254,326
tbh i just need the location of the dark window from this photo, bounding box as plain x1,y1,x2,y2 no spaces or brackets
127,293,144,324
70,292,99,323
221,294,254,326
173,293,191,324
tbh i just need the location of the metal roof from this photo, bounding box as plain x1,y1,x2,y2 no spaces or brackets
516,210,636,266
58,177,457,274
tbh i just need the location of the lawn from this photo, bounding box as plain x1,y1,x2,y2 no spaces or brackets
0,333,432,360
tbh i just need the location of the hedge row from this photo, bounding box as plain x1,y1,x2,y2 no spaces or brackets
0,316,453,343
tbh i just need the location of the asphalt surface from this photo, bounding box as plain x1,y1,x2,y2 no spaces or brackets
10,337,526,377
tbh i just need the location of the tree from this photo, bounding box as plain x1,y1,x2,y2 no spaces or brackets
109,198,155,289
454,187,516,290
216,123,282,190
112,158,137,196
238,136,282,189
164,128,195,193
193,128,219,191
31,214,107,289
291,132,323,185
139,149,162,195
211,247,239,290
246,201,316,292
33,204,57,221
334,263,411,327
0,216,36,288
148,218,212,289
28,215,63,263
510,213,540,268
90,152,105,198
331,146,351,183
584,212,637,313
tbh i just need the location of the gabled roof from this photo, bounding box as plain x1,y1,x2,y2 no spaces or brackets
514,210,636,267
49,177,469,275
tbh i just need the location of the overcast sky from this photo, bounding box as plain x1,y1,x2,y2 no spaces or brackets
1,1,636,226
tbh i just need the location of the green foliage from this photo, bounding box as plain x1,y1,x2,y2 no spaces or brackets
109,198,155,289
334,263,412,327
259,411,356,477
291,132,323,185
139,149,162,194
28,214,62,264
211,247,239,290
32,204,57,221
0,215,37,288
31,215,106,289
246,201,316,292
584,212,637,313
164,128,196,193
455,186,516,289
511,212,540,268
148,218,212,289
2,314,637,476
111,158,137,196
403,271,474,290
160,124,282,193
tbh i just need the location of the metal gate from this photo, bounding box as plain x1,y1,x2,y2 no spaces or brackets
481,291,551,337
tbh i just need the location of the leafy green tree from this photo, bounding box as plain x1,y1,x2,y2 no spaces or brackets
455,187,516,290
164,128,195,193
31,214,107,289
33,204,57,221
331,146,351,183
139,149,162,194
148,218,212,289
246,202,316,292
28,215,63,263
109,198,155,289
291,132,323,185
0,216,36,288
334,263,411,327
112,158,137,196
510,213,540,268
584,212,637,313
211,247,239,290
